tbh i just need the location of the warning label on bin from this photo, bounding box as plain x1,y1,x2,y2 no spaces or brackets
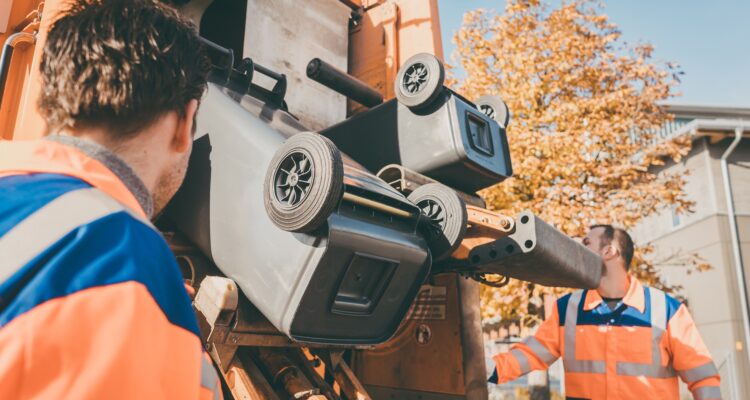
406,285,448,320
408,304,446,320
415,285,447,301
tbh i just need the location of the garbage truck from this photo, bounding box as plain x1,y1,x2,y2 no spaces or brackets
0,0,603,398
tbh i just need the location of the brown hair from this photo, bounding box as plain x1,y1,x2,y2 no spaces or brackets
590,224,635,270
38,0,210,138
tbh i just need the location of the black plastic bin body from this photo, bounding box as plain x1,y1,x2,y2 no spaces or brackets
320,92,513,193
162,84,431,345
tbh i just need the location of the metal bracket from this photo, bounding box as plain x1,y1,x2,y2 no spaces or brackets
463,211,602,289
451,205,515,260
194,276,239,343
314,349,373,400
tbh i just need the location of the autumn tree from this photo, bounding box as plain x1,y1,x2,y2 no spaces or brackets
449,0,706,321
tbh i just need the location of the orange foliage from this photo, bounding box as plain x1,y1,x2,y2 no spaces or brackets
449,0,706,321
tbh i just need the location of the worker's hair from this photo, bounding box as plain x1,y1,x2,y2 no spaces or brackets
38,0,211,138
590,224,635,270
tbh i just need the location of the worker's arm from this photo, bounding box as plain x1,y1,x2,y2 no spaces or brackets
490,300,561,384
667,304,721,400
0,214,220,400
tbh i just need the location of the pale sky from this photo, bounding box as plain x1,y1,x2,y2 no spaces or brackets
438,0,750,108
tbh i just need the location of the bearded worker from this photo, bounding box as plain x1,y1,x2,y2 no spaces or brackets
489,225,721,399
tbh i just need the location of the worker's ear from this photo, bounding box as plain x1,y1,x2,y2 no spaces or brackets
602,244,619,261
172,99,199,154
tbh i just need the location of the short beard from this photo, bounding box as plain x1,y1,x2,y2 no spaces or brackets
152,152,190,218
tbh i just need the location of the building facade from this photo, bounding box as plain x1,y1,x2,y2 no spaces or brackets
631,104,750,399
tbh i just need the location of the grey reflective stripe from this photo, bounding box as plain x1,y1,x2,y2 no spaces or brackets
616,362,676,378
616,288,676,378
651,286,667,331
678,361,719,383
510,348,532,374
0,188,134,283
649,287,674,377
563,290,582,360
564,359,607,374
693,385,722,400
524,336,557,365
563,290,606,374
200,356,221,400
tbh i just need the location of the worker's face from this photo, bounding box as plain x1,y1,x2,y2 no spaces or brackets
583,227,619,262
582,227,605,254
152,100,198,216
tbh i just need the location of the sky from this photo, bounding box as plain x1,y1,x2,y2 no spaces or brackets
437,0,750,107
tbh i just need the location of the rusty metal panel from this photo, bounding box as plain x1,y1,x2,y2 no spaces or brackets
352,274,488,399
456,276,489,399
243,0,351,130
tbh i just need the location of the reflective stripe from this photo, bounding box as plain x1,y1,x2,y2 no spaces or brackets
0,188,144,283
678,361,719,383
201,355,221,400
651,287,667,331
616,288,676,378
524,336,557,365
510,348,532,374
693,385,722,400
616,362,676,378
563,290,582,358
565,359,606,374
563,290,606,374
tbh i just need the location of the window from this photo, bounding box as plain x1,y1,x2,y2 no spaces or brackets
670,205,681,227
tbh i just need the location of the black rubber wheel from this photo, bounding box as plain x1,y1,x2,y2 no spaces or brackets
476,95,510,128
264,132,344,233
395,53,445,110
408,183,467,261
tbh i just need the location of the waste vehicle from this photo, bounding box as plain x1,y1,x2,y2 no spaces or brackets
0,0,603,398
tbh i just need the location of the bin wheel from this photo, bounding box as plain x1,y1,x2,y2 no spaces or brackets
408,183,467,261
476,95,510,128
395,53,445,110
264,132,344,233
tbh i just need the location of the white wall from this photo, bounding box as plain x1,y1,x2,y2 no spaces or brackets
631,136,750,398
632,137,716,244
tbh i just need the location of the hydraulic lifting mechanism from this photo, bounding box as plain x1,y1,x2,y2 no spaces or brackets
156,33,603,399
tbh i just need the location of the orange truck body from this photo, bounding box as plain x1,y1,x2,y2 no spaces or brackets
0,0,443,140
0,1,488,398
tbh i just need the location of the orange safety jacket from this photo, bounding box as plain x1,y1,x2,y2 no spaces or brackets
0,137,221,400
491,277,721,400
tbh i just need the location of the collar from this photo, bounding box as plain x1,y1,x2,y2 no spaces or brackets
0,137,152,218
43,136,154,218
583,277,646,313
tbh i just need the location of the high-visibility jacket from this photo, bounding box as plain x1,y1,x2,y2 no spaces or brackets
491,277,721,400
0,137,222,400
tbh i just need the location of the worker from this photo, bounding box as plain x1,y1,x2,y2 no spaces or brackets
0,1,219,399
489,225,721,399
